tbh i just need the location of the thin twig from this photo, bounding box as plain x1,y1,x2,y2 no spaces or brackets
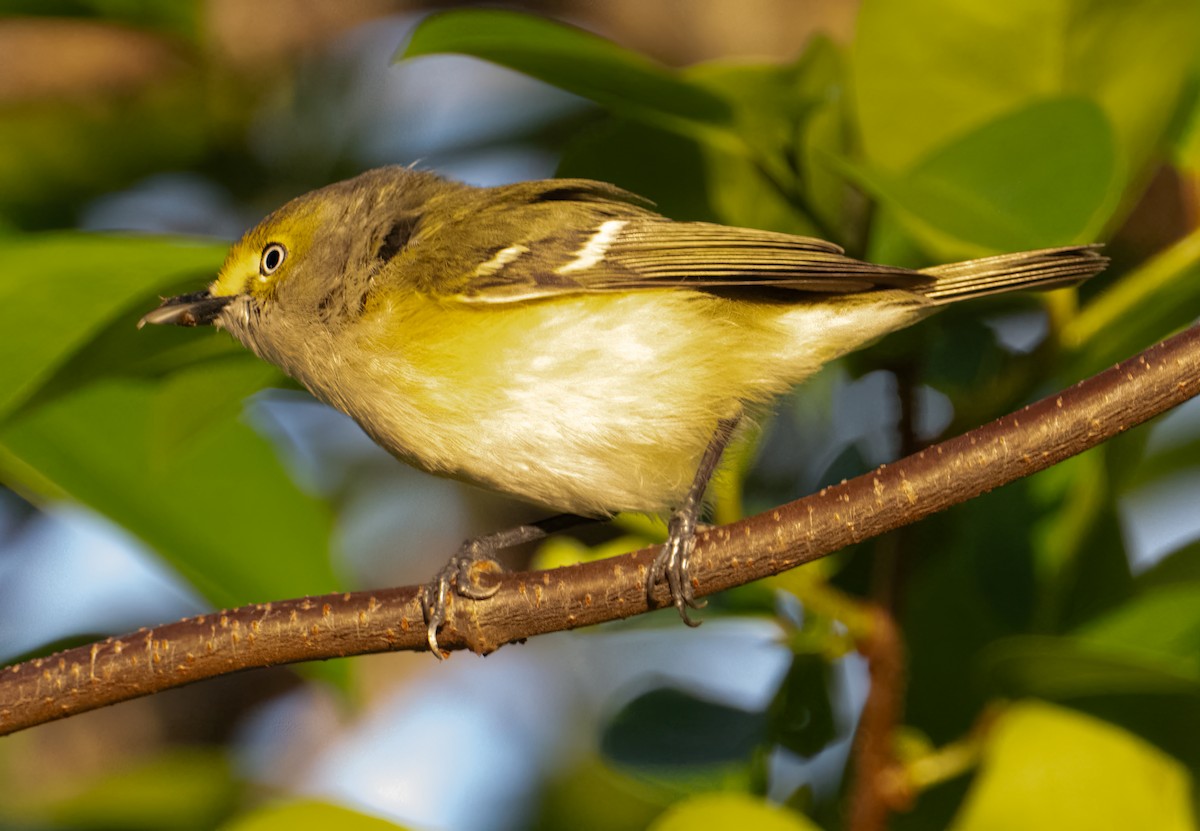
2,325,1199,737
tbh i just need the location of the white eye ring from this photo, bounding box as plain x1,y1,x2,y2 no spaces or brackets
260,242,287,276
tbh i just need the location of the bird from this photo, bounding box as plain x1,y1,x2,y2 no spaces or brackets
140,165,1108,654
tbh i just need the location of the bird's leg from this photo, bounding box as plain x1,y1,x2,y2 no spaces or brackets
647,414,741,624
422,512,596,655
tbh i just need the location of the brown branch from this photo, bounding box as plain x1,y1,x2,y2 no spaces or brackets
3,326,1200,736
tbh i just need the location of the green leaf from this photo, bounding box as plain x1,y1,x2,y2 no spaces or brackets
0,371,338,607
980,637,1200,776
841,97,1117,255
854,0,1200,190
1136,540,1200,592
0,233,227,421
766,653,838,758
600,687,767,769
687,53,849,238
950,701,1196,831
0,231,335,608
558,118,716,222
3,748,238,831
221,801,407,831
1076,585,1200,662
1064,226,1200,369
649,793,823,831
981,636,1200,699
900,482,1045,742
399,10,732,131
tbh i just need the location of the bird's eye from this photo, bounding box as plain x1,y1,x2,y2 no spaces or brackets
259,243,287,276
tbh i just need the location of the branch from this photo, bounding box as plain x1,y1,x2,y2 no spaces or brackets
3,326,1200,736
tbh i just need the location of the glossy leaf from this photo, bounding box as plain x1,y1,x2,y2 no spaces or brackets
950,702,1195,831
842,97,1116,256
0,233,227,421
854,0,1200,189
400,10,732,131
0,370,337,607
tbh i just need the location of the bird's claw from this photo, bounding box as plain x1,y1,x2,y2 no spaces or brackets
646,512,707,626
421,544,503,657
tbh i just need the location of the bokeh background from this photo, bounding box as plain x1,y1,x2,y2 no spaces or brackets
2,1,1200,829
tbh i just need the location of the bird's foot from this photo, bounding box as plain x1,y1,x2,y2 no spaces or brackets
421,537,504,657
646,508,707,626
420,514,595,657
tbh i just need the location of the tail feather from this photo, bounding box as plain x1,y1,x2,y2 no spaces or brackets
917,245,1108,303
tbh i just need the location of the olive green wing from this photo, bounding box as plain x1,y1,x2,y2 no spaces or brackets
388,178,930,302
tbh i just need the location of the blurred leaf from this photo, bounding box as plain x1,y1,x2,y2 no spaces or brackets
899,480,1046,742
0,232,329,607
0,2,203,40
558,118,716,222
854,0,1200,192
3,748,238,830
666,40,853,239
558,103,817,237
149,358,281,463
533,756,670,831
400,10,732,134
1029,451,1133,630
841,97,1116,256
1173,76,1200,174
1076,584,1200,661
1064,227,1200,370
766,653,838,758
12,312,254,424
979,632,1200,769
981,636,1200,698
0,84,213,228
1136,539,1200,591
0,370,338,607
1122,439,1200,496
649,793,822,831
601,687,766,769
950,701,1196,831
687,54,846,237
221,800,406,831
0,233,227,422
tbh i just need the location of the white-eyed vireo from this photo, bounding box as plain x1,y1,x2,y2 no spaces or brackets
141,166,1108,653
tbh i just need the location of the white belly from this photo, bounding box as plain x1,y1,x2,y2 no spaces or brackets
272,290,927,516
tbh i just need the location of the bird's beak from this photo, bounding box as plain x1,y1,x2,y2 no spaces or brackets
138,290,234,328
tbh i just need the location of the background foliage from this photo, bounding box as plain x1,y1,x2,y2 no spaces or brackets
2,1,1200,829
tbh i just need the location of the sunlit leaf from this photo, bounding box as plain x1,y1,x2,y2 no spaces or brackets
841,98,1116,256
221,801,407,831
950,701,1195,831
1064,228,1200,370
399,10,732,133
854,0,1200,190
649,793,822,831
0,233,227,421
0,371,337,607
